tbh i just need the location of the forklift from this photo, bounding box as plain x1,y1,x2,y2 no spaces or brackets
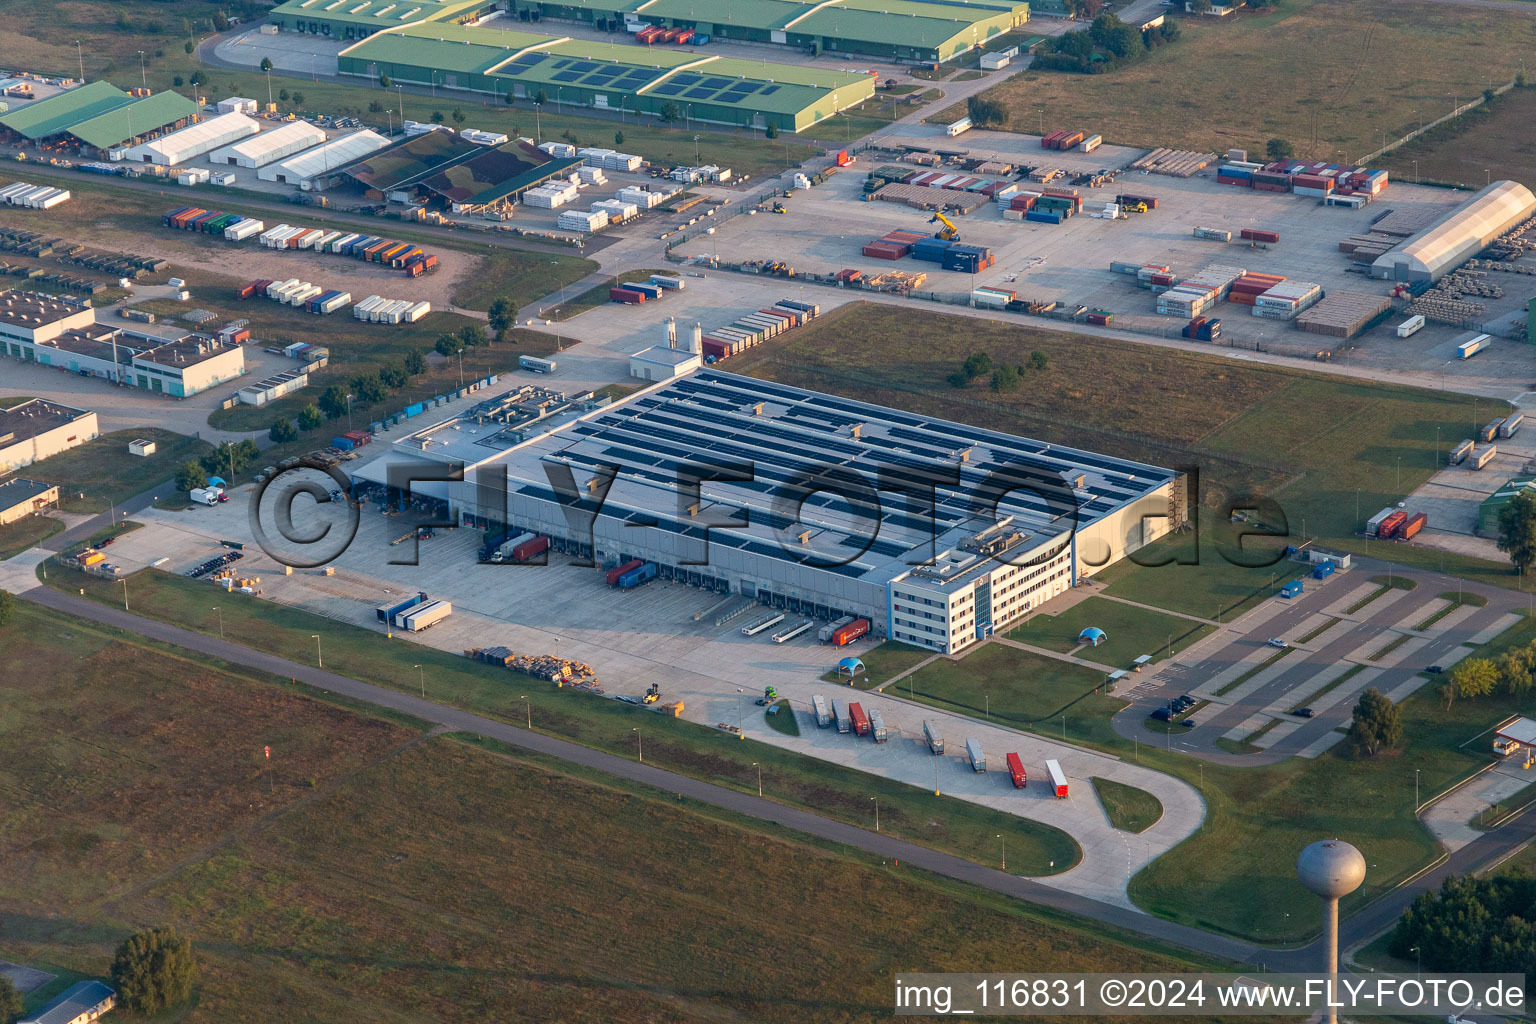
756,685,780,706
643,682,661,705
929,211,960,241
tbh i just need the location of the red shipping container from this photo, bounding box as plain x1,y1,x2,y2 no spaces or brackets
1240,229,1281,243
1377,510,1407,539
832,618,870,646
848,702,871,737
610,287,646,304
1400,512,1427,540
511,536,550,561
702,339,730,360
1006,752,1028,789
862,243,905,260
605,559,643,586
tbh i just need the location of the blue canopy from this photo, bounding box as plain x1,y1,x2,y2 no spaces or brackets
836,656,866,676
1078,627,1107,646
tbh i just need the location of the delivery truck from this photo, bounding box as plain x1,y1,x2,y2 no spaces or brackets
397,599,452,631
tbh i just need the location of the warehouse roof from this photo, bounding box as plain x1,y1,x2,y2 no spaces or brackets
340,21,557,72
0,477,58,511
207,120,327,164
127,111,259,161
642,55,870,114
0,399,93,447
272,0,488,29
793,3,1000,47
64,90,201,149
336,126,483,190
18,981,115,1024
0,289,93,330
0,81,133,139
268,129,390,181
1373,180,1536,280
413,140,564,203
484,369,1175,583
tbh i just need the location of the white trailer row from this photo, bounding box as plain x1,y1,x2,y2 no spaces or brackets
265,278,326,306
352,295,431,324
226,218,265,241
258,225,346,250
0,182,70,209
394,599,452,631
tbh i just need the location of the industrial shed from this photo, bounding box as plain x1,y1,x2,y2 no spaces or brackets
338,23,876,132
207,120,327,167
269,0,498,39
1372,180,1536,283
0,82,199,155
258,129,390,188
122,111,260,166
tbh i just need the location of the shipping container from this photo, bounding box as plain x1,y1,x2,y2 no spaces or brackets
1395,315,1425,338
1193,226,1232,242
1474,445,1498,470
1400,512,1427,541
923,719,944,754
966,738,986,772
847,702,870,736
1312,562,1335,579
831,618,870,646
832,698,851,733
617,562,657,589
1449,439,1474,465
868,708,888,743
1377,510,1407,539
1500,413,1524,438
610,287,646,304
398,599,452,631
1458,335,1491,359
1478,419,1505,444
606,558,644,586
377,591,429,623
1006,752,1028,789
813,695,832,727
508,536,550,562
1045,759,1068,798
818,615,856,642
1365,507,1396,536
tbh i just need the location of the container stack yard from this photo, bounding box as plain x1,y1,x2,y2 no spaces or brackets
700,299,820,363
1294,291,1392,339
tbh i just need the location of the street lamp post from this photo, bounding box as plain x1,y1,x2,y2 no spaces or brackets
997,833,1006,871
119,578,129,611
311,634,322,668
520,695,530,729
1415,768,1420,809
753,762,762,797
414,663,424,697
138,51,147,90
634,727,643,762
871,795,879,832
214,606,223,639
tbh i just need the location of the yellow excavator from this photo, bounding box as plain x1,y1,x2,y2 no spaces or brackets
929,211,960,241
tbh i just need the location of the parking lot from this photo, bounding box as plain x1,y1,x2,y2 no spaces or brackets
80,466,1206,904
1125,563,1524,759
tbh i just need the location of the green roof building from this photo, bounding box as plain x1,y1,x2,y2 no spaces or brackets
269,0,500,40
511,0,1028,61
0,82,202,154
338,23,875,131
1479,476,1536,537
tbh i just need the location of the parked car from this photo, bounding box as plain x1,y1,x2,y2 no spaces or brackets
1179,718,1195,728
1427,665,1444,674
1150,707,1172,722
1267,638,1290,649
1292,708,1315,718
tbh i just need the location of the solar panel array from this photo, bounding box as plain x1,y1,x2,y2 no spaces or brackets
498,52,669,91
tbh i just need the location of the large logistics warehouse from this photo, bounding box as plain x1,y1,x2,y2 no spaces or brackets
337,23,876,131
258,129,391,188
506,0,1029,61
0,399,100,476
376,370,1182,654
269,0,499,39
0,81,200,156
1371,180,1536,283
121,111,260,166
207,121,328,167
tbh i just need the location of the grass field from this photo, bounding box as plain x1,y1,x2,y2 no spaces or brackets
42,562,1084,877
3,0,820,170
0,515,63,560
825,639,933,689
1379,86,1536,189
2,601,1268,1023
0,428,212,514
900,641,1110,723
940,0,1536,161
735,302,1524,592
1009,596,1216,670
1091,777,1164,834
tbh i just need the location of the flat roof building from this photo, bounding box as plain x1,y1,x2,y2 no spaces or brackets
0,290,97,345
258,129,390,188
269,0,498,39
1372,180,1536,283
337,22,877,131
630,343,701,381
122,111,260,166
0,477,61,526
0,399,99,476
422,369,1181,653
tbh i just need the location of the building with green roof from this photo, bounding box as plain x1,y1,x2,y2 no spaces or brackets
338,22,875,131
1479,476,1536,537
0,82,202,155
269,0,500,40
511,0,1028,61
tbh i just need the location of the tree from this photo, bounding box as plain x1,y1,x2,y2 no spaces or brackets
1497,490,1536,574
291,91,304,106
297,403,324,431
1265,137,1294,161
1027,350,1049,371
213,11,230,31
175,461,207,493
505,89,516,106
0,590,15,631
962,352,993,379
451,107,467,125
189,70,206,87
430,110,445,123
435,332,465,357
116,11,131,31
173,75,184,87
184,40,194,55
765,123,778,139
1188,0,1212,12
487,298,516,342
1483,87,1496,103
459,323,488,349
1450,657,1499,699
659,100,681,123
351,374,387,404
278,87,290,102
0,975,21,1023
535,89,549,106
966,96,1009,128
1347,686,1402,757
614,130,625,147
260,56,273,72
1518,71,1528,88
379,361,408,389
111,926,195,1014
318,385,349,420
379,74,392,89
402,348,427,376
268,418,298,444
990,364,1021,392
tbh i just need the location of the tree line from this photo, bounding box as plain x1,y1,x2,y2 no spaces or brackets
1438,635,1536,708
1391,874,1536,984
947,350,1049,393
1033,14,1180,74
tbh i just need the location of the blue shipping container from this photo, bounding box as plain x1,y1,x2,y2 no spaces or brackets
1026,210,1063,224
617,562,657,589
404,402,425,418
332,436,356,451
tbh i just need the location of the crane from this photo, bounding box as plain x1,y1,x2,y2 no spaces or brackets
929,211,960,241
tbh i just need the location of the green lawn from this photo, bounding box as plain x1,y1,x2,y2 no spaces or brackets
1009,596,1215,670
899,641,1110,723
40,562,1082,878
823,640,933,690
1091,777,1164,834
0,515,63,560
1,428,212,514
0,599,1240,1022
764,699,801,736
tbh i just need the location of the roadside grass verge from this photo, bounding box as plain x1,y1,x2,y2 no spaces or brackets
1091,777,1164,833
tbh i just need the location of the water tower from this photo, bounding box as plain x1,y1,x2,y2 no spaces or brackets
1297,839,1366,1024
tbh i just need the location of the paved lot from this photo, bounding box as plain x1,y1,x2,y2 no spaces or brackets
1117,562,1525,761
64,474,1205,906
